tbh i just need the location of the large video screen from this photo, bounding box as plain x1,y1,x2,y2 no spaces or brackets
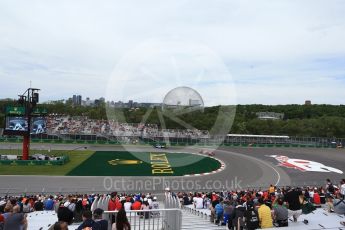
31,117,47,134
5,116,29,132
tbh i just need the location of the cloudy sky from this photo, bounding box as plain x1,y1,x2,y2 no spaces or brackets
0,0,345,105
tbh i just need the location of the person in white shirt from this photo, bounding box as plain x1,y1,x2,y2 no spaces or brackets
123,198,132,211
193,194,204,209
340,179,345,198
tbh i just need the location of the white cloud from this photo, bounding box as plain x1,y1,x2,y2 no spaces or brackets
0,0,344,104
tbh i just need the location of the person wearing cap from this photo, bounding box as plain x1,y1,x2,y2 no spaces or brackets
93,208,108,230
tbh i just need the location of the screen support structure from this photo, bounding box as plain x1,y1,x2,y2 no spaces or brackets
18,88,40,160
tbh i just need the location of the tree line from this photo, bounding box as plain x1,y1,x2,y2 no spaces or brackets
1,99,345,138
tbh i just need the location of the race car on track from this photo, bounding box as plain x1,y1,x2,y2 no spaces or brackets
154,143,167,149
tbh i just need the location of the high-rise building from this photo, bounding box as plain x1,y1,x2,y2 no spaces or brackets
72,94,82,105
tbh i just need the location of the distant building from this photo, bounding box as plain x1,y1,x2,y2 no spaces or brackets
256,112,284,120
305,100,312,105
72,95,82,106
189,99,201,107
128,100,133,108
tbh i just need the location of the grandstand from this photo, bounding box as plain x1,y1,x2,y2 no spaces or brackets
2,184,345,230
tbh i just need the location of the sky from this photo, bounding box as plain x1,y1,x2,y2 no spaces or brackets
0,0,345,105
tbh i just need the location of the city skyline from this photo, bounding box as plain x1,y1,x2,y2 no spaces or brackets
0,1,345,105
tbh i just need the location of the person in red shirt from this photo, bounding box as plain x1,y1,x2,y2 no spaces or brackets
313,190,321,208
108,192,122,224
131,199,142,210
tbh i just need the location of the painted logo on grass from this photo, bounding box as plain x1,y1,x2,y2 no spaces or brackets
268,155,343,174
105,37,237,168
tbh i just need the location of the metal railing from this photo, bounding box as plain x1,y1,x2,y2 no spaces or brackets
105,208,182,230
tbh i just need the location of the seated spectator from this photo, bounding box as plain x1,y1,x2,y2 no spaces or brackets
44,196,55,211
258,198,273,228
2,203,13,220
112,208,130,230
22,199,32,213
93,208,108,230
313,190,321,208
0,213,4,230
48,206,74,230
123,197,132,212
64,196,76,213
34,198,44,211
273,198,288,227
77,210,101,230
52,221,68,230
131,199,141,211
193,194,203,209
3,205,27,230
229,203,246,230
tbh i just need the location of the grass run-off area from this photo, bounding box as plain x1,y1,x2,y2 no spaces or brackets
0,149,94,175
0,150,221,176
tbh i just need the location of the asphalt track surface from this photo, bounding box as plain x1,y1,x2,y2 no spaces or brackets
0,143,344,195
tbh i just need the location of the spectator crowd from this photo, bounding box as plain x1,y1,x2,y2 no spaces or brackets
178,178,345,229
0,178,344,229
46,115,210,139
0,191,160,230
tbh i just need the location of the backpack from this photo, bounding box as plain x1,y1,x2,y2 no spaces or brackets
245,208,259,229
328,183,335,193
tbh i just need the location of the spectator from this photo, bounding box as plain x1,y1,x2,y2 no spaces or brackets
326,179,335,195
64,196,76,213
108,192,122,224
340,179,345,198
273,198,288,227
333,193,345,215
312,189,321,208
193,194,203,209
45,196,55,211
112,208,130,230
230,203,246,230
2,203,13,220
257,198,273,228
284,187,302,222
77,210,101,230
123,197,132,212
4,205,27,230
74,199,84,223
140,198,150,219
48,206,74,230
131,199,141,211
34,198,44,211
214,200,224,225
222,200,233,225
93,208,108,230
52,221,68,230
22,199,32,213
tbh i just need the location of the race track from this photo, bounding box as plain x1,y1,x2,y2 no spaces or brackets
0,143,344,195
